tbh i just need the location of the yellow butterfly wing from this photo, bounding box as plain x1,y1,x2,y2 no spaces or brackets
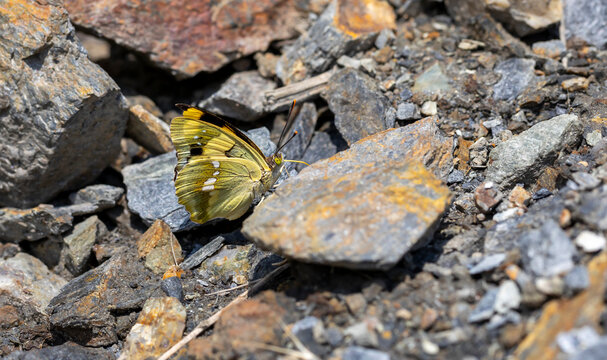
170,106,271,176
174,156,264,224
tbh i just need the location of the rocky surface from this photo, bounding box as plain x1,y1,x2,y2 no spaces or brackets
3,0,607,359
0,0,128,208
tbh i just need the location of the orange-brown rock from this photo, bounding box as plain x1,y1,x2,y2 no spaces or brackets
243,123,452,270
64,0,306,78
128,105,174,155
137,220,183,275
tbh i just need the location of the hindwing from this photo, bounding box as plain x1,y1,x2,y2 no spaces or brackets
174,156,263,224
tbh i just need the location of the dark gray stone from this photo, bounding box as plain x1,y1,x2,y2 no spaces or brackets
486,114,583,189
564,0,607,49
396,102,420,121
468,288,498,323
245,127,276,158
292,316,326,356
199,71,276,122
299,132,339,170
62,215,108,275
122,152,197,232
493,58,537,101
447,170,465,184
469,253,507,275
0,1,128,208
571,172,601,191
3,341,114,360
324,68,391,145
68,185,124,212
574,186,607,230
564,266,590,295
519,220,576,277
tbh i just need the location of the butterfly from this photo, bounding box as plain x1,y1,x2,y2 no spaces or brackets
170,101,306,224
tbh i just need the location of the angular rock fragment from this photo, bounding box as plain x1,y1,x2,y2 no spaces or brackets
324,68,392,145
243,125,452,270
486,114,583,189
280,102,318,160
519,220,576,277
200,71,276,122
137,220,183,275
64,0,305,78
127,104,173,154
3,342,115,360
493,58,537,101
486,0,562,37
277,0,396,84
0,184,123,243
0,0,128,208
120,297,186,360
48,253,159,347
62,215,108,275
412,63,453,97
563,0,607,49
0,253,67,355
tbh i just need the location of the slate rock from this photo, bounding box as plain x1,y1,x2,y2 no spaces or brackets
292,316,326,356
299,132,339,170
0,253,67,355
573,186,607,230
0,0,128,208
243,125,452,270
396,102,420,121
564,266,590,295
341,346,390,360
469,253,507,275
519,220,576,277
198,244,253,285
127,104,173,154
48,253,159,346
64,0,305,78
324,68,391,145
277,0,396,83
493,58,537,101
564,0,607,49
68,184,124,211
122,152,197,232
62,215,108,275
486,114,583,189
3,341,114,360
494,280,521,314
200,71,276,122
120,297,186,360
469,288,498,323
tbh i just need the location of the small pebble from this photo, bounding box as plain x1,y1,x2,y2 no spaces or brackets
575,231,606,253
421,338,440,355
421,101,438,116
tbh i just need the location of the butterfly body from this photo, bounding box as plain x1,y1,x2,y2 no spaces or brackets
170,105,284,224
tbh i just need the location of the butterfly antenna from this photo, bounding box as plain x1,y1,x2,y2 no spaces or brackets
275,100,298,155
284,159,310,166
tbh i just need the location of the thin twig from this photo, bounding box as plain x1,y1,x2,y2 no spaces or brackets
236,340,317,360
263,70,334,113
157,263,290,360
204,279,261,296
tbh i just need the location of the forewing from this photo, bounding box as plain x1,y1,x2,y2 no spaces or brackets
170,106,270,175
174,156,263,224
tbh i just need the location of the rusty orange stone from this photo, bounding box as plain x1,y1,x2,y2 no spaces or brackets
334,0,396,38
137,220,183,275
64,0,306,78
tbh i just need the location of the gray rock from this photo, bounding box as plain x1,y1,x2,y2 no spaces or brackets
69,184,124,212
412,63,452,96
468,253,507,275
342,346,390,360
486,0,562,37
324,68,391,145
574,186,607,230
299,132,339,170
375,29,395,49
493,58,537,101
292,316,325,356
3,342,114,360
564,0,607,49
494,280,521,314
122,152,197,232
570,337,607,360
564,266,590,294
468,288,498,323
447,169,465,184
345,321,379,347
396,102,420,121
557,326,601,355
63,216,108,275
532,40,566,58
337,55,362,69
245,127,276,157
519,220,576,277
199,71,276,122
486,114,583,189
571,172,601,191
0,1,128,208
277,2,393,83
487,311,522,331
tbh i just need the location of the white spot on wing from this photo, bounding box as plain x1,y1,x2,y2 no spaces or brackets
202,185,214,191
204,178,217,185
197,142,202,145
212,161,220,168
213,171,219,176
202,130,207,133
193,136,199,139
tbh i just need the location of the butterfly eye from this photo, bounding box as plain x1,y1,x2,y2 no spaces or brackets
274,157,282,165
